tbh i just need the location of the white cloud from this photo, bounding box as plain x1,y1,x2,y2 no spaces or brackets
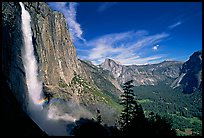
152,45,159,50
98,2,118,12
67,2,85,42
118,55,165,65
47,2,85,42
168,21,182,29
127,34,167,51
84,31,168,65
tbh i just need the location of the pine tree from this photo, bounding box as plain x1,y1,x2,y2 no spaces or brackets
129,103,147,135
119,80,136,133
118,80,176,136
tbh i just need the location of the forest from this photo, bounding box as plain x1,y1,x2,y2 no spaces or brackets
69,80,179,136
133,82,202,135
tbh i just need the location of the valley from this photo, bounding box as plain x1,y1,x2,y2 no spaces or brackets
133,84,202,135
2,2,202,136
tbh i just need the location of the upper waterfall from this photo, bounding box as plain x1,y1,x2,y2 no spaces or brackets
19,2,44,108
19,3,76,135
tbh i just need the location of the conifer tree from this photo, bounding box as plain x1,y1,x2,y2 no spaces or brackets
119,80,136,133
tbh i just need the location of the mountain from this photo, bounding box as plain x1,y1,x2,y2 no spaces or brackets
80,59,122,100
100,51,202,94
100,59,183,86
2,2,121,135
171,50,202,94
98,54,202,135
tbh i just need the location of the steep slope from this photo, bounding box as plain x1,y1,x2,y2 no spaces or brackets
80,60,122,101
171,50,202,94
2,2,121,133
2,2,29,112
100,59,124,79
100,59,183,86
21,2,88,90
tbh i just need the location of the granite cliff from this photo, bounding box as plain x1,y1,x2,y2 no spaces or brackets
2,2,121,135
100,59,183,86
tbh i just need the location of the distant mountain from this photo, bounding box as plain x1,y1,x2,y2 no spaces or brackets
171,50,202,94
80,59,122,98
97,51,202,135
100,59,183,86
100,58,124,81
100,51,202,94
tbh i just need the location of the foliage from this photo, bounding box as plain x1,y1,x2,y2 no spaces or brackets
147,113,176,136
133,83,202,135
70,118,110,136
118,80,176,136
58,79,68,88
71,80,174,136
136,99,153,104
119,80,136,131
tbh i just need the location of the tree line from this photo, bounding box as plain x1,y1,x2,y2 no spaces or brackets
69,80,176,136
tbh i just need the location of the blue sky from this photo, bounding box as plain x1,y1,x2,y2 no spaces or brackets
47,2,202,65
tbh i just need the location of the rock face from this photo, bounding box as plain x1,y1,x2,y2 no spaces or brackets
22,2,87,87
172,50,202,93
2,2,121,131
80,60,122,100
100,51,202,94
2,2,29,111
100,59,183,86
100,59,124,79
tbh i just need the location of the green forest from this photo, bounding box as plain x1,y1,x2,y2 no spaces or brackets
68,80,202,136
69,80,202,136
133,82,202,136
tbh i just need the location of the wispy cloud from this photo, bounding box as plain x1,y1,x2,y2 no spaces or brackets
47,2,85,42
98,2,118,12
168,21,182,29
83,31,168,65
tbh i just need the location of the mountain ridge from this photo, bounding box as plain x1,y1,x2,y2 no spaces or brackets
99,50,202,94
100,57,183,86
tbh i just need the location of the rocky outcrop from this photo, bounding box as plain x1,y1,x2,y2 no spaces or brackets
100,59,183,86
175,50,202,93
100,59,124,79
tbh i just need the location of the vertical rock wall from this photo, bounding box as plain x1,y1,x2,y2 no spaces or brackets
2,2,29,111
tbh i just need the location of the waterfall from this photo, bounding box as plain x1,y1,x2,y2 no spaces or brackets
19,2,44,109
19,2,77,135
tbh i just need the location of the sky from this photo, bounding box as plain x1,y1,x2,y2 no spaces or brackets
47,2,202,65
